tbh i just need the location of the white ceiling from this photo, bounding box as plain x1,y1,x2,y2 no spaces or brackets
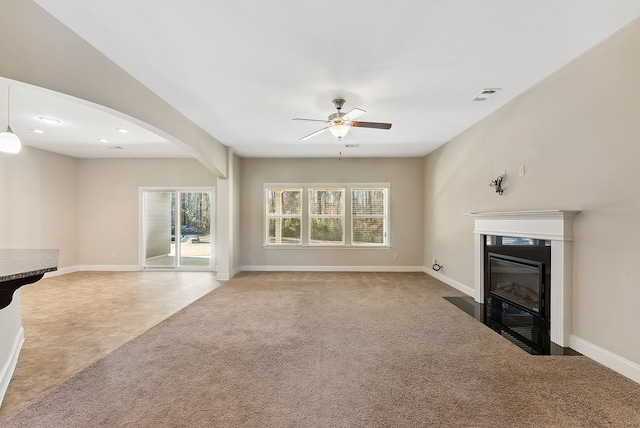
6,1,640,159
0,81,190,158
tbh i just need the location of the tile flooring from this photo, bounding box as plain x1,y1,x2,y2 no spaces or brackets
0,271,220,419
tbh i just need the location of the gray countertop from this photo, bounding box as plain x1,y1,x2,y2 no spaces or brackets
0,249,60,282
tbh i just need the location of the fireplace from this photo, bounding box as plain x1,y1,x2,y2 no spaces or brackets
467,210,579,349
486,250,549,353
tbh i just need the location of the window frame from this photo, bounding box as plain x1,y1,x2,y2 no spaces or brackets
265,187,303,246
308,187,346,246
264,183,390,248
351,187,389,247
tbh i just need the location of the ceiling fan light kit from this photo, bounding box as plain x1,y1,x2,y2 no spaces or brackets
294,98,392,142
328,124,350,139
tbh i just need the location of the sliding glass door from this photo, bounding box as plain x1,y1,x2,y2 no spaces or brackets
141,189,214,270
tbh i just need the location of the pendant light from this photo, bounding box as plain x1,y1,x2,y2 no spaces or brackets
0,86,22,154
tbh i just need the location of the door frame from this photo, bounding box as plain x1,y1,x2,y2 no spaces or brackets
139,187,215,271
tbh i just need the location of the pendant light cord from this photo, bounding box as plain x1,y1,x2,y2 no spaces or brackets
7,86,11,125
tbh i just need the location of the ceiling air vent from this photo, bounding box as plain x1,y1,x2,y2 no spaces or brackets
344,144,360,148
472,88,501,101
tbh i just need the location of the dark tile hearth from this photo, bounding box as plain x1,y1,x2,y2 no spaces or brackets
444,296,581,356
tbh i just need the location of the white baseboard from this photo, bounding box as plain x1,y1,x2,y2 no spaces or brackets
229,266,242,278
0,327,24,409
423,267,476,297
79,265,140,271
216,266,243,280
240,265,424,273
570,335,640,385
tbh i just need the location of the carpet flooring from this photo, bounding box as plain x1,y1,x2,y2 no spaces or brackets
1,272,639,427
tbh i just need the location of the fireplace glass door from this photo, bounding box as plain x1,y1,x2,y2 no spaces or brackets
488,253,543,314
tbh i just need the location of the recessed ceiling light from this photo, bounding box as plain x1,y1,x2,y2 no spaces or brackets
472,88,501,101
31,129,44,134
116,128,129,134
98,138,109,143
39,116,61,124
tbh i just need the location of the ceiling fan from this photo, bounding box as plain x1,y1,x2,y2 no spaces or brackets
293,98,392,141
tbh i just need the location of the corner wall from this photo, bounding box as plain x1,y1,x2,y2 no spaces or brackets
233,153,242,275
423,20,640,376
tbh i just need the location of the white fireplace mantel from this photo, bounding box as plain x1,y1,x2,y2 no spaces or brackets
466,210,579,347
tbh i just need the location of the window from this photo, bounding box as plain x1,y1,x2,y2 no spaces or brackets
266,188,302,245
309,188,344,245
352,188,387,245
265,184,389,247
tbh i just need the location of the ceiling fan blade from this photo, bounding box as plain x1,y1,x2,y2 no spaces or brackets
342,108,366,122
300,127,328,141
293,118,330,123
350,121,392,130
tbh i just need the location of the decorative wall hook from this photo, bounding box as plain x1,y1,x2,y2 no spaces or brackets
489,173,505,195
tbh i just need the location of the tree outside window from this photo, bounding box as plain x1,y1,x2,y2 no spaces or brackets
266,188,301,245
352,189,386,245
309,188,344,245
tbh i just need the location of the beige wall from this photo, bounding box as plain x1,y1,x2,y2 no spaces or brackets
423,20,640,365
77,158,218,266
240,157,424,268
0,146,78,267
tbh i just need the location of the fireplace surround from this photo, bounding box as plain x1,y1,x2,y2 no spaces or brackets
467,210,579,347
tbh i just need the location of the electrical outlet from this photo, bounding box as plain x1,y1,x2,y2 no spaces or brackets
111,253,116,259
519,164,525,176
393,254,398,260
